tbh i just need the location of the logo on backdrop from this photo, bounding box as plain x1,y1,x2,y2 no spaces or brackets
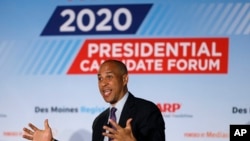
157,102,193,118
232,106,250,114
34,106,105,115
0,113,7,118
41,4,152,35
184,131,229,139
39,4,229,75
68,38,229,74
2,131,23,138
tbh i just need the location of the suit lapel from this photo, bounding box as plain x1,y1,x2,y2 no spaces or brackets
94,109,109,141
118,93,136,127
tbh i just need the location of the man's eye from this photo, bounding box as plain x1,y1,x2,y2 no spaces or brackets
98,77,102,81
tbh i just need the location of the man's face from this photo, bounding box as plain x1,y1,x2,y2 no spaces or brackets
97,62,128,105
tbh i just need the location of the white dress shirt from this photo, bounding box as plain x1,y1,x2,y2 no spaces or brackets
103,92,129,141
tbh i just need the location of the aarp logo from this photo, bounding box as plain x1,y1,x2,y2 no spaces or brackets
157,103,181,113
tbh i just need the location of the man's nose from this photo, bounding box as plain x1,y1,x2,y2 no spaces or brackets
101,78,108,86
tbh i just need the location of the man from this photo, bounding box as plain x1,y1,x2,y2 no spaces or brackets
23,59,165,141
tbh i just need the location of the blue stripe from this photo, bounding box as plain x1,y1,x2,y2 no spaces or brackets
147,5,163,35
138,4,158,35
57,39,81,74
49,40,65,75
236,3,250,34
41,40,58,75
32,41,50,75
155,5,171,35
22,40,42,75
52,40,72,74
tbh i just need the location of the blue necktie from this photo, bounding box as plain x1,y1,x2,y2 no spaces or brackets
109,107,117,141
110,107,117,127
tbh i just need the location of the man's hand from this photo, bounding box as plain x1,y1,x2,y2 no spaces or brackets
22,119,53,141
103,118,137,141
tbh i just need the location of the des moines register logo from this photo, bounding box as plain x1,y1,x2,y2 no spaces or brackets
230,125,250,141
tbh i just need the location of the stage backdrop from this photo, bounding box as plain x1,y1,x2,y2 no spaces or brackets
0,0,249,141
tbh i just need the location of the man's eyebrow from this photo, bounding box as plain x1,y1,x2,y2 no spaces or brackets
97,71,113,76
106,71,113,74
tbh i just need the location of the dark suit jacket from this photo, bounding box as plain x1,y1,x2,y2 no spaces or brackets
92,93,165,141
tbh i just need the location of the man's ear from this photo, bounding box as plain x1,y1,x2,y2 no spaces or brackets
123,74,128,85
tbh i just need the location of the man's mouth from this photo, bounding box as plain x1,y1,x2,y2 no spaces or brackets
103,89,112,96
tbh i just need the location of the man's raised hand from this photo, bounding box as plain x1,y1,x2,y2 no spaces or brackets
22,119,53,141
103,118,136,141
